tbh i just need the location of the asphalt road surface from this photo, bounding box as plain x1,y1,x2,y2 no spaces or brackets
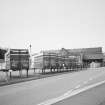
0,67,105,105
52,80,105,105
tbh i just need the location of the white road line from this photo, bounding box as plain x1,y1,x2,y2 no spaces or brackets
75,85,81,89
37,80,105,105
63,89,74,96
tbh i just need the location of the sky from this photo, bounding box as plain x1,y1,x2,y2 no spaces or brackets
0,0,105,53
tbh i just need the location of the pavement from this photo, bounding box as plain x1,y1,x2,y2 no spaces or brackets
0,67,105,105
0,69,83,86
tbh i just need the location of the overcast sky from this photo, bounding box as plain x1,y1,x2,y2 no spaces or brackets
0,0,105,53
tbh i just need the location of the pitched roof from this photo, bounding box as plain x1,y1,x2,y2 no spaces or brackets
67,47,102,54
83,53,103,60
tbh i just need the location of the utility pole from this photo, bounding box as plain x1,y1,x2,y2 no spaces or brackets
26,44,32,77
29,44,32,69
29,44,32,55
18,50,22,77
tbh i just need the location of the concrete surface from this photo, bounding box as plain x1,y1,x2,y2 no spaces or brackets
0,67,105,105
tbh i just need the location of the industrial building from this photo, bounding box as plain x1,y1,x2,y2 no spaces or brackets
0,48,7,70
5,49,30,71
33,47,104,72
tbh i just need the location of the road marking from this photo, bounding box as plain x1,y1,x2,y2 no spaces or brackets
75,85,81,89
37,80,105,105
63,89,73,96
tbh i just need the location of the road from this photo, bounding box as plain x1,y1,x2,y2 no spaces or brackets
0,67,105,105
52,80,105,105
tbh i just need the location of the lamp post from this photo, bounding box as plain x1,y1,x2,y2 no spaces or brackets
27,44,32,77
29,44,32,69
29,44,31,55
18,50,22,77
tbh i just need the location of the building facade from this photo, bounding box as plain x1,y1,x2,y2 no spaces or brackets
5,49,30,70
33,47,104,71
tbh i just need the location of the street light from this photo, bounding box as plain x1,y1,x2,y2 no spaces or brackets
29,44,32,69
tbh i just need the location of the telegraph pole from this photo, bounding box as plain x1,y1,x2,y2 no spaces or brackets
29,44,32,69
26,44,32,77
19,49,22,77
29,44,32,55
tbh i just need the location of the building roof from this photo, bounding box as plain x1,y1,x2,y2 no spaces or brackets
43,47,102,55
83,53,104,60
36,47,103,60
67,47,102,54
